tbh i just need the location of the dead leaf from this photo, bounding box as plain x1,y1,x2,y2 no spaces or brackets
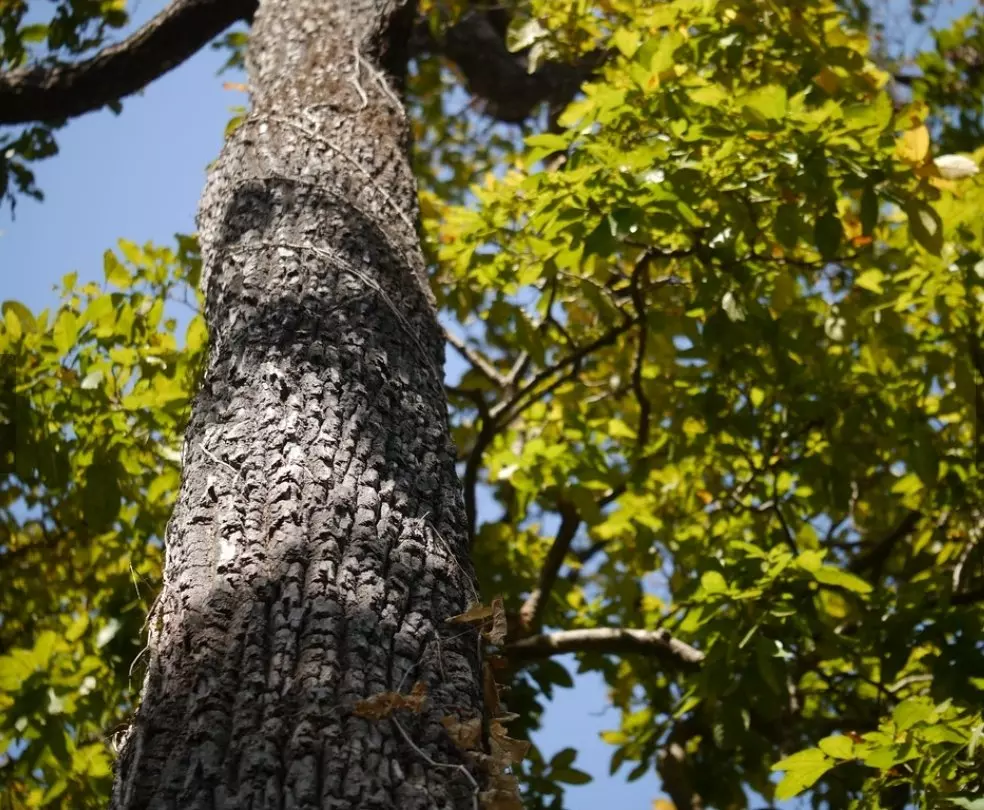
653,800,677,810
447,603,495,625
353,681,427,720
486,597,508,645
489,719,531,764
222,82,248,92
441,715,483,750
480,772,524,810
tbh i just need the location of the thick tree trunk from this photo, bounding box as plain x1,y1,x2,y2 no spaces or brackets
111,2,484,808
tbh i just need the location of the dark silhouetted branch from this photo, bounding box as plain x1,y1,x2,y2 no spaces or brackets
518,502,580,633
0,0,255,125
412,10,606,124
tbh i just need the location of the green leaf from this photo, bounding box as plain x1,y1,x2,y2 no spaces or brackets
80,370,104,390
741,85,788,122
855,269,885,293
774,205,799,249
3,300,37,333
636,33,680,74
948,799,984,810
818,735,855,760
772,749,835,799
722,291,746,322
612,28,640,58
701,570,728,594
892,697,933,730
104,250,131,288
550,747,578,770
814,212,842,260
811,566,872,594
553,767,593,785
52,309,79,354
905,201,944,256
20,23,48,43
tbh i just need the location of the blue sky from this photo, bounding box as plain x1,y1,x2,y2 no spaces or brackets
0,4,666,807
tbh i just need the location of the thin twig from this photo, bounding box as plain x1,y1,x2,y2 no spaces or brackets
391,717,480,810
445,329,507,387
199,441,238,476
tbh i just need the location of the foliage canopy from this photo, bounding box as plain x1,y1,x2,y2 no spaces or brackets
1,0,982,808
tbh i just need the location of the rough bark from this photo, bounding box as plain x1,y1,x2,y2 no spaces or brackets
110,2,484,808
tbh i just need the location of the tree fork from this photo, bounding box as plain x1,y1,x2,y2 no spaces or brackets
110,2,484,808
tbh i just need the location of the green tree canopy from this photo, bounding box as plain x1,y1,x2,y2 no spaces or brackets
2,0,982,808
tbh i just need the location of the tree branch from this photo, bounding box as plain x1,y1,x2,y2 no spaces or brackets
848,511,922,576
0,0,255,125
490,315,636,422
518,502,580,633
412,10,606,124
445,328,508,387
506,628,705,670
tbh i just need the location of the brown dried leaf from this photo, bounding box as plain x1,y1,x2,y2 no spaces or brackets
480,772,524,810
447,602,495,625
486,597,508,645
441,714,483,750
490,719,531,765
353,681,427,720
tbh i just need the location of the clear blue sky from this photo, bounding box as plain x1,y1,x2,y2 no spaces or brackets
0,4,665,807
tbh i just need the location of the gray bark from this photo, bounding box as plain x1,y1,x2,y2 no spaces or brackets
110,1,484,808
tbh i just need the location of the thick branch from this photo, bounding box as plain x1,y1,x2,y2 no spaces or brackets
413,11,606,124
518,502,580,633
506,628,704,670
848,511,922,576
0,0,255,125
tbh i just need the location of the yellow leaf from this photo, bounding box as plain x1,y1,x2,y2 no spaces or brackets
855,269,885,293
896,125,930,164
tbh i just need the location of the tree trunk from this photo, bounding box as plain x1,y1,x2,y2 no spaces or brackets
111,2,484,808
